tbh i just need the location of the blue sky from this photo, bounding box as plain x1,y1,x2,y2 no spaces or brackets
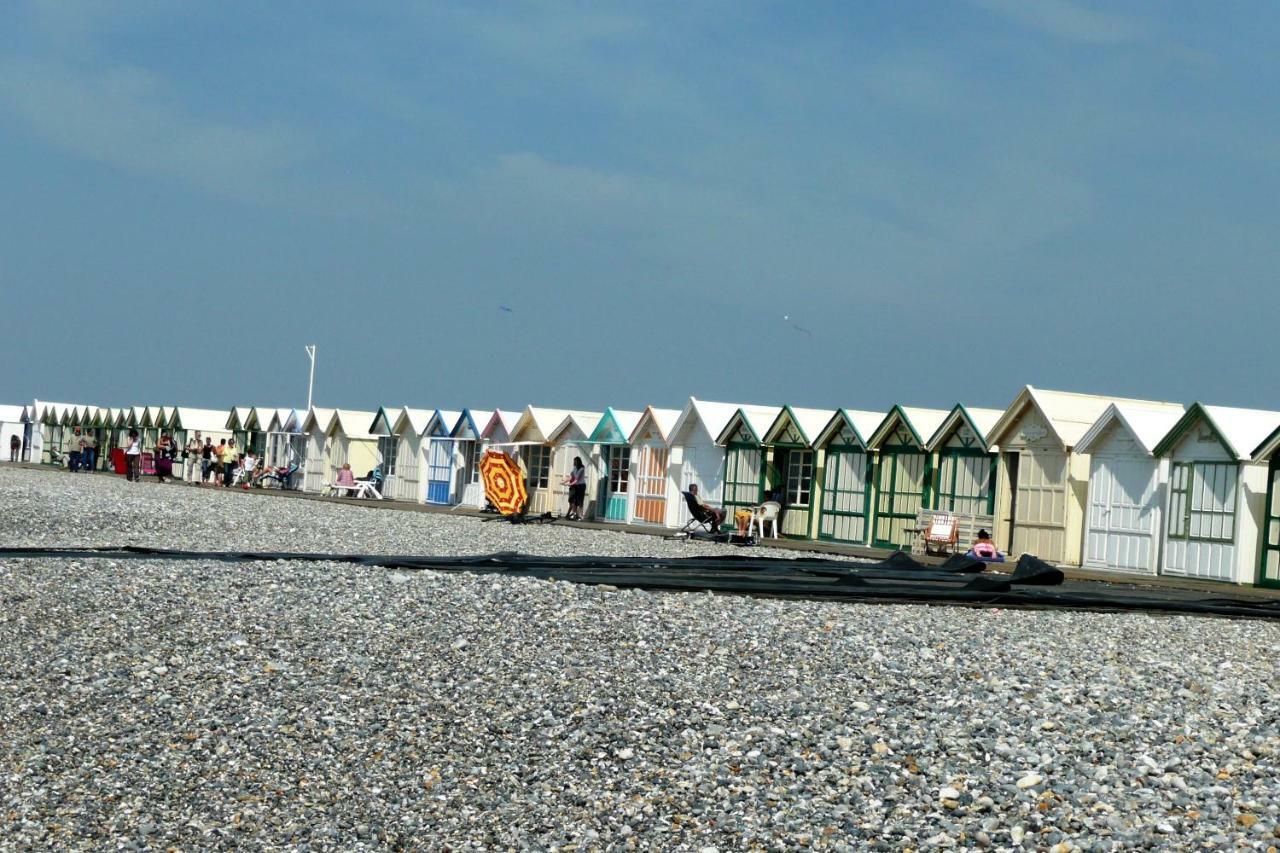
2,1,1278,415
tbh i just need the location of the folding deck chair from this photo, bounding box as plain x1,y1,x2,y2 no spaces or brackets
667,491,730,541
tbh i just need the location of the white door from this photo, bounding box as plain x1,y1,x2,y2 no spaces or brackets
394,435,421,502
1085,455,1159,573
304,433,326,492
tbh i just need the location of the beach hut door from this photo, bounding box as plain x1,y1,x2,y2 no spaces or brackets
819,448,868,543
1260,459,1280,587
633,445,669,524
1087,456,1158,572
426,439,453,504
602,446,630,521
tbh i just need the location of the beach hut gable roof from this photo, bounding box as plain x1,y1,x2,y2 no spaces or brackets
868,406,950,450
668,398,756,446
511,407,582,443
547,411,605,444
452,409,491,440
169,408,233,433
383,407,432,437
301,407,336,434
627,407,681,445
1153,403,1280,461
424,410,463,437
328,409,379,440
588,409,643,445
987,386,1182,451
480,409,521,441
763,406,837,448
924,405,1006,453
1075,402,1187,456
715,405,783,446
815,409,885,449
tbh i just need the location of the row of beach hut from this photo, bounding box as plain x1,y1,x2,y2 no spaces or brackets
12,387,1280,588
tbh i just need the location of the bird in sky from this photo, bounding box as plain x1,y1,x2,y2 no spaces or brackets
783,314,813,338
499,305,514,314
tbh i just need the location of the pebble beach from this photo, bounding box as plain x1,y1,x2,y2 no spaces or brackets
1,466,1278,850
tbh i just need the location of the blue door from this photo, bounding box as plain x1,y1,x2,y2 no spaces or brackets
427,438,453,504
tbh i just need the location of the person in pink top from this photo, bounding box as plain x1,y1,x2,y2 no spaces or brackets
336,462,357,494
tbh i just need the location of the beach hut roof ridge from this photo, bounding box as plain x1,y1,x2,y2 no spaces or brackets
764,406,838,447
987,386,1183,450
924,404,1006,452
1151,402,1280,461
627,406,681,444
1074,402,1188,456
169,407,233,433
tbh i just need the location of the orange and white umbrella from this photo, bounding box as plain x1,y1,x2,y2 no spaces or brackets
480,449,528,516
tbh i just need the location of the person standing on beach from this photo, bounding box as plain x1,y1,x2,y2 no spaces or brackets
10,434,21,463
201,437,214,485
221,438,238,487
185,432,202,484
564,455,587,520
125,429,142,482
154,432,175,483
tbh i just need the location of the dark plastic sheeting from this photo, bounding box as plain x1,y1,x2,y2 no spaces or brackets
2,546,1277,620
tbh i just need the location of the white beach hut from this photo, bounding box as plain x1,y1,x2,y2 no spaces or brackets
664,399,741,529
265,408,305,471
370,407,431,503
451,409,493,509
1074,402,1187,575
625,407,681,526
0,405,25,463
1151,403,1280,583
986,386,1184,566
544,410,604,517
422,410,464,505
300,407,336,492
18,402,42,462
761,406,838,538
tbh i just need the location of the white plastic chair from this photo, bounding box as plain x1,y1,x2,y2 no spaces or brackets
749,501,781,539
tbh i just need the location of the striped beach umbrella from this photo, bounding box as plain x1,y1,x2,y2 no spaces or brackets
480,449,528,516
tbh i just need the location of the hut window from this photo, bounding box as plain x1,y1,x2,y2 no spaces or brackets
609,447,630,493
1168,462,1237,542
526,446,552,488
378,436,398,476
468,442,483,483
785,450,814,507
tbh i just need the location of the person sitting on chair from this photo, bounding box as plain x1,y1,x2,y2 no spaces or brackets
335,462,357,493
966,529,1005,563
686,484,725,529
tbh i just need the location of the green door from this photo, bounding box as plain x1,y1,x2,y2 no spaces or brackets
723,443,764,525
819,447,870,543
873,447,929,550
1259,458,1280,587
